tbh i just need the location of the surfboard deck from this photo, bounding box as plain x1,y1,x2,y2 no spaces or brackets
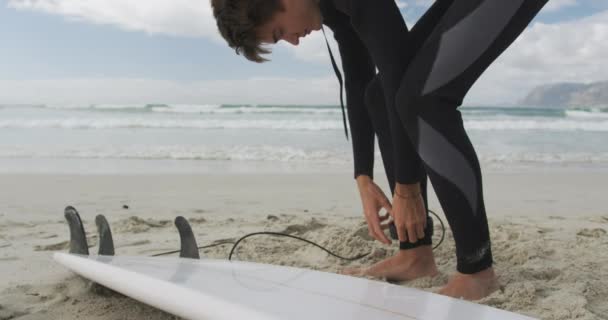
54,253,536,320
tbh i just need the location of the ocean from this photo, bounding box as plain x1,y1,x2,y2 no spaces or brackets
1,103,608,174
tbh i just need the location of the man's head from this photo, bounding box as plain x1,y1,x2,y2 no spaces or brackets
211,0,323,62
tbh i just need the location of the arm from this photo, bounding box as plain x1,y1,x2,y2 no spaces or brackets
333,0,411,88
334,0,423,186
331,21,376,180
334,0,428,244
364,74,426,191
330,14,430,245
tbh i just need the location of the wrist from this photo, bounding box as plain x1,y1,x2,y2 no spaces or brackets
395,182,421,197
355,174,372,188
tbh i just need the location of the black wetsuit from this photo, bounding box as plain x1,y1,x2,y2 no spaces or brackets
320,0,548,274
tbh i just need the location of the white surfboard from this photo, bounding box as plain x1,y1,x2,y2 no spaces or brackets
54,253,536,320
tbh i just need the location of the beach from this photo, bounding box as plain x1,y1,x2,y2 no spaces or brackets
1,165,607,319
2,0,607,318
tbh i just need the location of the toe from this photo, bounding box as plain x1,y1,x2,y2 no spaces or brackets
339,267,364,276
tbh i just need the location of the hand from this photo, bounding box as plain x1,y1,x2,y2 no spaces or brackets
390,183,427,243
356,175,392,245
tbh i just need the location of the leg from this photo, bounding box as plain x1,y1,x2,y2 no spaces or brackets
395,0,549,298
340,76,438,282
339,0,456,279
364,76,430,210
365,77,433,249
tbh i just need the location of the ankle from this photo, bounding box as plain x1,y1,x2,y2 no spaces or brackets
457,267,496,279
397,245,434,260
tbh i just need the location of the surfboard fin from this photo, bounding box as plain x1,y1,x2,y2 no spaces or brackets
95,215,115,256
174,216,200,259
64,206,89,255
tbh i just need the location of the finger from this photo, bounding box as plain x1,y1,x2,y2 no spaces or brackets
369,185,392,213
371,220,391,244
407,223,418,243
416,222,425,240
366,221,374,238
365,214,380,239
380,198,393,214
375,226,391,244
395,223,407,243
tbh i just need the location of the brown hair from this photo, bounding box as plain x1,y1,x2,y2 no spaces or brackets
210,0,284,63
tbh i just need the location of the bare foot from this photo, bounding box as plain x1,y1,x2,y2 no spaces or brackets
438,267,499,301
340,245,438,282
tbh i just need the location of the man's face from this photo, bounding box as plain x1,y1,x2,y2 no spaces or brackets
257,0,323,46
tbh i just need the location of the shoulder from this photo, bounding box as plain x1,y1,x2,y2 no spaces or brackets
319,0,351,31
322,0,351,15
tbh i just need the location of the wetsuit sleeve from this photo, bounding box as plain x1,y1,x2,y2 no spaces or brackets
332,24,377,179
332,0,411,80
333,0,423,184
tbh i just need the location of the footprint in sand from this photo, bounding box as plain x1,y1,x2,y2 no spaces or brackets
548,216,565,220
0,257,19,261
34,236,98,251
266,215,280,222
113,216,171,234
116,240,151,249
584,280,608,318
280,218,326,235
521,267,561,281
0,306,27,320
576,228,607,238
536,227,555,234
189,217,207,224
34,241,69,251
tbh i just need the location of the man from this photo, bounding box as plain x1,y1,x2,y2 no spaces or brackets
211,0,548,300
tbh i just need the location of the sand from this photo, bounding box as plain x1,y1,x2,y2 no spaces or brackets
1,169,607,319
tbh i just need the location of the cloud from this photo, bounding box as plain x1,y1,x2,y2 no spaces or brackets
466,9,608,105
5,0,608,106
282,5,608,106
395,1,409,9
543,0,579,12
7,0,410,39
0,77,340,106
7,0,220,39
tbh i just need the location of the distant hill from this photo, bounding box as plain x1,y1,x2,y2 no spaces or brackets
521,81,608,108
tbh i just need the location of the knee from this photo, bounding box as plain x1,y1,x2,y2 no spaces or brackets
396,68,463,121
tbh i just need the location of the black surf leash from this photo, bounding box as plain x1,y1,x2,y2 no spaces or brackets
63,206,445,261
151,209,446,261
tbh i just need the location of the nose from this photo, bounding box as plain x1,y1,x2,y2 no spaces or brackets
284,34,300,46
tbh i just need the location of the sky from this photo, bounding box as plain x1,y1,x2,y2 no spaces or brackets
1,0,607,106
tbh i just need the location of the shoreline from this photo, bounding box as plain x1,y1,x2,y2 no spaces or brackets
1,167,607,219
